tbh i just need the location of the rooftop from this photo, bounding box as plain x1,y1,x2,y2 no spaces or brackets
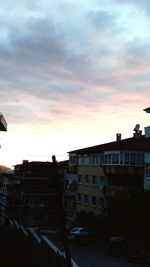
68,135,150,155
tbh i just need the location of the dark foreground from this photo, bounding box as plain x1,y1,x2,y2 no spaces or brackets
1,226,150,267
0,227,51,267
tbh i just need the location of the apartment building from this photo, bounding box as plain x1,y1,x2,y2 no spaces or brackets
68,150,105,221
68,126,150,222
64,163,78,228
13,160,66,229
0,171,20,226
144,127,150,191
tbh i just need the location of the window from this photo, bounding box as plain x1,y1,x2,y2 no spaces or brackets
104,154,107,164
91,196,97,207
124,151,144,166
99,176,105,189
92,175,97,185
69,155,77,165
120,152,123,164
84,155,89,166
78,156,83,165
78,193,82,202
124,152,130,164
112,153,119,164
99,197,104,208
84,194,88,205
78,174,82,184
103,152,119,165
92,155,97,165
100,154,104,165
145,164,150,179
137,153,143,165
3,197,6,206
130,153,136,165
85,175,89,184
103,151,145,166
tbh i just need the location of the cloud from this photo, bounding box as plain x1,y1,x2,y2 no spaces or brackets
0,0,149,129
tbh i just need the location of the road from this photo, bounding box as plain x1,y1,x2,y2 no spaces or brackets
44,232,149,267
1,225,149,267
70,244,148,267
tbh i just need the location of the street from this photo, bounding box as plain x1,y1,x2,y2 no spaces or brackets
44,232,149,267
70,244,149,267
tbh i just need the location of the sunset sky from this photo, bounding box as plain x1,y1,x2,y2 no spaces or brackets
0,0,150,168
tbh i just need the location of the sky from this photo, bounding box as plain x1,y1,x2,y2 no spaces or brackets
0,0,150,168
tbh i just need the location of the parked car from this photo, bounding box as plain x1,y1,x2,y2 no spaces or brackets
68,227,91,243
105,235,127,255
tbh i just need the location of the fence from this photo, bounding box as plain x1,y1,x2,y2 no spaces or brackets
6,220,78,267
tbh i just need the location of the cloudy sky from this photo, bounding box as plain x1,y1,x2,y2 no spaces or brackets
0,0,150,167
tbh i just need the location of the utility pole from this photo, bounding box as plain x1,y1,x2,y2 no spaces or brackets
52,155,72,267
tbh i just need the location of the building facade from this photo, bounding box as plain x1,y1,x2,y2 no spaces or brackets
68,127,150,224
0,159,68,230
64,162,78,228
0,171,20,226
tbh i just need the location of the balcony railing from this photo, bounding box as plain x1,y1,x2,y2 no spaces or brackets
104,185,142,198
103,165,144,175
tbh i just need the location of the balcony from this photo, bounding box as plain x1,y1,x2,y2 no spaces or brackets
20,204,58,210
104,185,142,199
22,189,57,195
64,189,76,197
103,165,143,175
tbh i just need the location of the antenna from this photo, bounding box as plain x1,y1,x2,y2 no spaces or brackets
134,124,140,132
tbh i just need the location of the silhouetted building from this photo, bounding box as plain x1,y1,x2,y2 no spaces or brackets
0,171,19,225
2,160,67,228
64,164,78,228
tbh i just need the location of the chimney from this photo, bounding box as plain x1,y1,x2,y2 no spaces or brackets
116,133,121,142
133,130,142,139
145,126,150,138
23,160,28,164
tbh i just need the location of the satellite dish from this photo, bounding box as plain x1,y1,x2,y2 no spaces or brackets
134,124,140,132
